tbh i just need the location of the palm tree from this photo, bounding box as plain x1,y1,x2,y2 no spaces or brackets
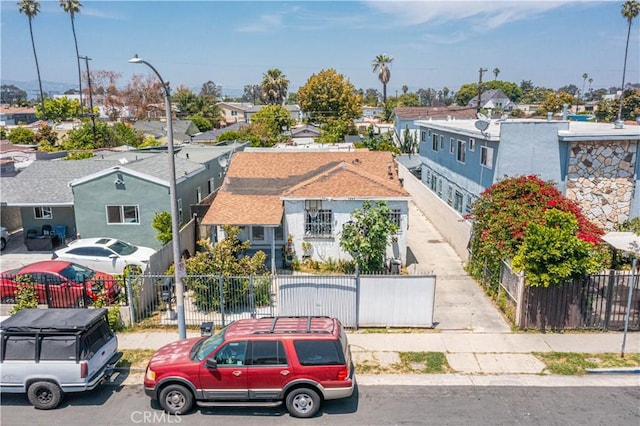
493,68,500,80
59,1,83,113
617,0,639,123
581,73,588,99
372,54,393,103
588,77,593,93
18,0,45,118
261,69,289,105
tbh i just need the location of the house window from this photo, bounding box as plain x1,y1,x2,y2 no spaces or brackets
252,226,265,241
447,187,453,205
275,224,284,241
420,130,426,142
305,200,332,238
457,140,466,163
481,146,494,169
196,186,202,203
469,138,475,151
466,195,474,214
430,175,438,192
432,134,438,151
388,209,402,233
106,205,139,224
177,199,184,223
34,207,53,220
428,129,431,138
208,177,215,194
437,179,442,196
439,135,444,150
449,137,455,154
231,110,238,116
454,191,464,213
425,170,431,185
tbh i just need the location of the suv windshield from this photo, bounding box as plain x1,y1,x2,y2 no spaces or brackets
108,240,138,256
194,327,227,361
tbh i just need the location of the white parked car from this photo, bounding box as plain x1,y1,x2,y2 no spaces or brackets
52,237,155,274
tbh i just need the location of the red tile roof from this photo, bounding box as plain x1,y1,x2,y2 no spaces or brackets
202,151,410,226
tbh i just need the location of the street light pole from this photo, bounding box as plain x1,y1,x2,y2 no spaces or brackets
128,54,186,339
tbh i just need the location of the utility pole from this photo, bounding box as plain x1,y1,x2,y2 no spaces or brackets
79,56,97,145
477,68,488,114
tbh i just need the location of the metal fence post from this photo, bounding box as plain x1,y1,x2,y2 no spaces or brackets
354,264,360,330
249,275,255,318
219,274,225,327
127,274,135,327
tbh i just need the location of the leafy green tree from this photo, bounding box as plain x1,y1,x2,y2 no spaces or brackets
35,124,59,151
187,114,212,132
8,126,35,144
467,175,605,277
396,93,421,107
217,127,261,146
340,201,399,272
184,225,269,311
512,209,607,287
297,68,362,128
372,54,393,103
152,211,173,245
520,86,554,104
36,97,82,121
400,125,417,154
618,0,640,122
595,89,640,122
1,84,28,104
61,120,112,150
454,83,479,107
139,135,162,148
172,86,200,118
18,0,45,118
356,128,399,153
242,84,260,103
362,88,380,106
484,80,523,103
199,80,221,100
250,105,294,146
261,69,289,105
59,0,83,112
112,122,143,146
538,91,576,114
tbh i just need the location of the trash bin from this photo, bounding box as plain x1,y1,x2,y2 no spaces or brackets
390,258,401,274
201,322,214,337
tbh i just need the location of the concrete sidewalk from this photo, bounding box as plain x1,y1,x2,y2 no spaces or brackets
117,329,640,379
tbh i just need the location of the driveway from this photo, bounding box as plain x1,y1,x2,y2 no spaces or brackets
0,230,54,272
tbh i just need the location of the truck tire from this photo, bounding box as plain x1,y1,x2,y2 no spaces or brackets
159,384,193,415
27,381,62,410
286,387,321,418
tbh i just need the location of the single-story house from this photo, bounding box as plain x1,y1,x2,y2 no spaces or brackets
133,119,199,145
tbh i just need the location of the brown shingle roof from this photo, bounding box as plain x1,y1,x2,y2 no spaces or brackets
202,151,410,226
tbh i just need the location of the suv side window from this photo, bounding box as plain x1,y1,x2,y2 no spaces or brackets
40,336,77,361
2,336,36,361
248,340,287,366
80,320,114,360
293,340,345,366
214,341,247,366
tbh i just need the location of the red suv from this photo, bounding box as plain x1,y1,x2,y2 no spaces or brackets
144,316,354,418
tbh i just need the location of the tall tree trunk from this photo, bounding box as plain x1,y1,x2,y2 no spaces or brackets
383,83,387,104
29,19,45,119
617,20,632,122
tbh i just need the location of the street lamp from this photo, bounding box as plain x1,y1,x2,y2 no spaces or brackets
128,54,186,339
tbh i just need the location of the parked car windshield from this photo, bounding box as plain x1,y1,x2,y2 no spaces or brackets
194,328,227,361
59,263,96,282
108,240,138,256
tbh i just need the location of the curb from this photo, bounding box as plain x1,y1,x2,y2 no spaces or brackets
585,367,640,374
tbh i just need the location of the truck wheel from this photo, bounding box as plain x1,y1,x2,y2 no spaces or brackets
27,381,62,410
1,296,16,304
159,384,193,415
0,237,6,251
286,387,321,418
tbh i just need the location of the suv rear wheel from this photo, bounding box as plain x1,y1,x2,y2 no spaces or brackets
27,381,62,410
159,384,193,415
286,387,320,418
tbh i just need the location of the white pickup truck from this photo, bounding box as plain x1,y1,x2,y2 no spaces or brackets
0,308,122,409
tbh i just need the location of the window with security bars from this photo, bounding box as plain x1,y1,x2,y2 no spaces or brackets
305,200,332,238
388,209,402,234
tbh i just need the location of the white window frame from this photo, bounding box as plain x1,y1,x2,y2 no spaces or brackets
305,200,332,238
439,135,444,150
196,186,202,203
432,134,438,151
388,209,402,234
106,205,140,225
454,191,464,213
34,207,53,220
208,177,215,194
252,226,265,241
481,146,494,169
178,198,183,223
469,138,475,151
420,130,426,142
449,137,455,154
457,140,466,164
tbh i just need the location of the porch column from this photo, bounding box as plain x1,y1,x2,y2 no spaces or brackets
271,227,276,274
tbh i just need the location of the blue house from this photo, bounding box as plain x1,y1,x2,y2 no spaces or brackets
415,117,640,230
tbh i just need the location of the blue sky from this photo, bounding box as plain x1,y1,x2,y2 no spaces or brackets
1,0,638,97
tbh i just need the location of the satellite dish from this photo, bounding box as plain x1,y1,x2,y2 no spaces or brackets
474,120,489,132
477,112,489,121
218,155,229,168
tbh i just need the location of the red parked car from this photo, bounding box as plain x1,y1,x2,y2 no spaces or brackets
0,260,120,308
144,316,355,418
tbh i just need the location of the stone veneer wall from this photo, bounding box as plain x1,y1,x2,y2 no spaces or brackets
566,139,636,230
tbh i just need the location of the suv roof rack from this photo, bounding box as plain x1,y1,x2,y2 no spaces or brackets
252,316,334,335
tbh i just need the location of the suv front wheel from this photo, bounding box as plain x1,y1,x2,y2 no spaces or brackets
159,384,193,415
286,387,320,418
27,381,62,410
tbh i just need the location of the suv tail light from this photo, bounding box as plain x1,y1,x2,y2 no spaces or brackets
80,360,88,378
337,367,348,381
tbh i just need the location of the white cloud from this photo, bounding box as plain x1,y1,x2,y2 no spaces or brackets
235,13,284,33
